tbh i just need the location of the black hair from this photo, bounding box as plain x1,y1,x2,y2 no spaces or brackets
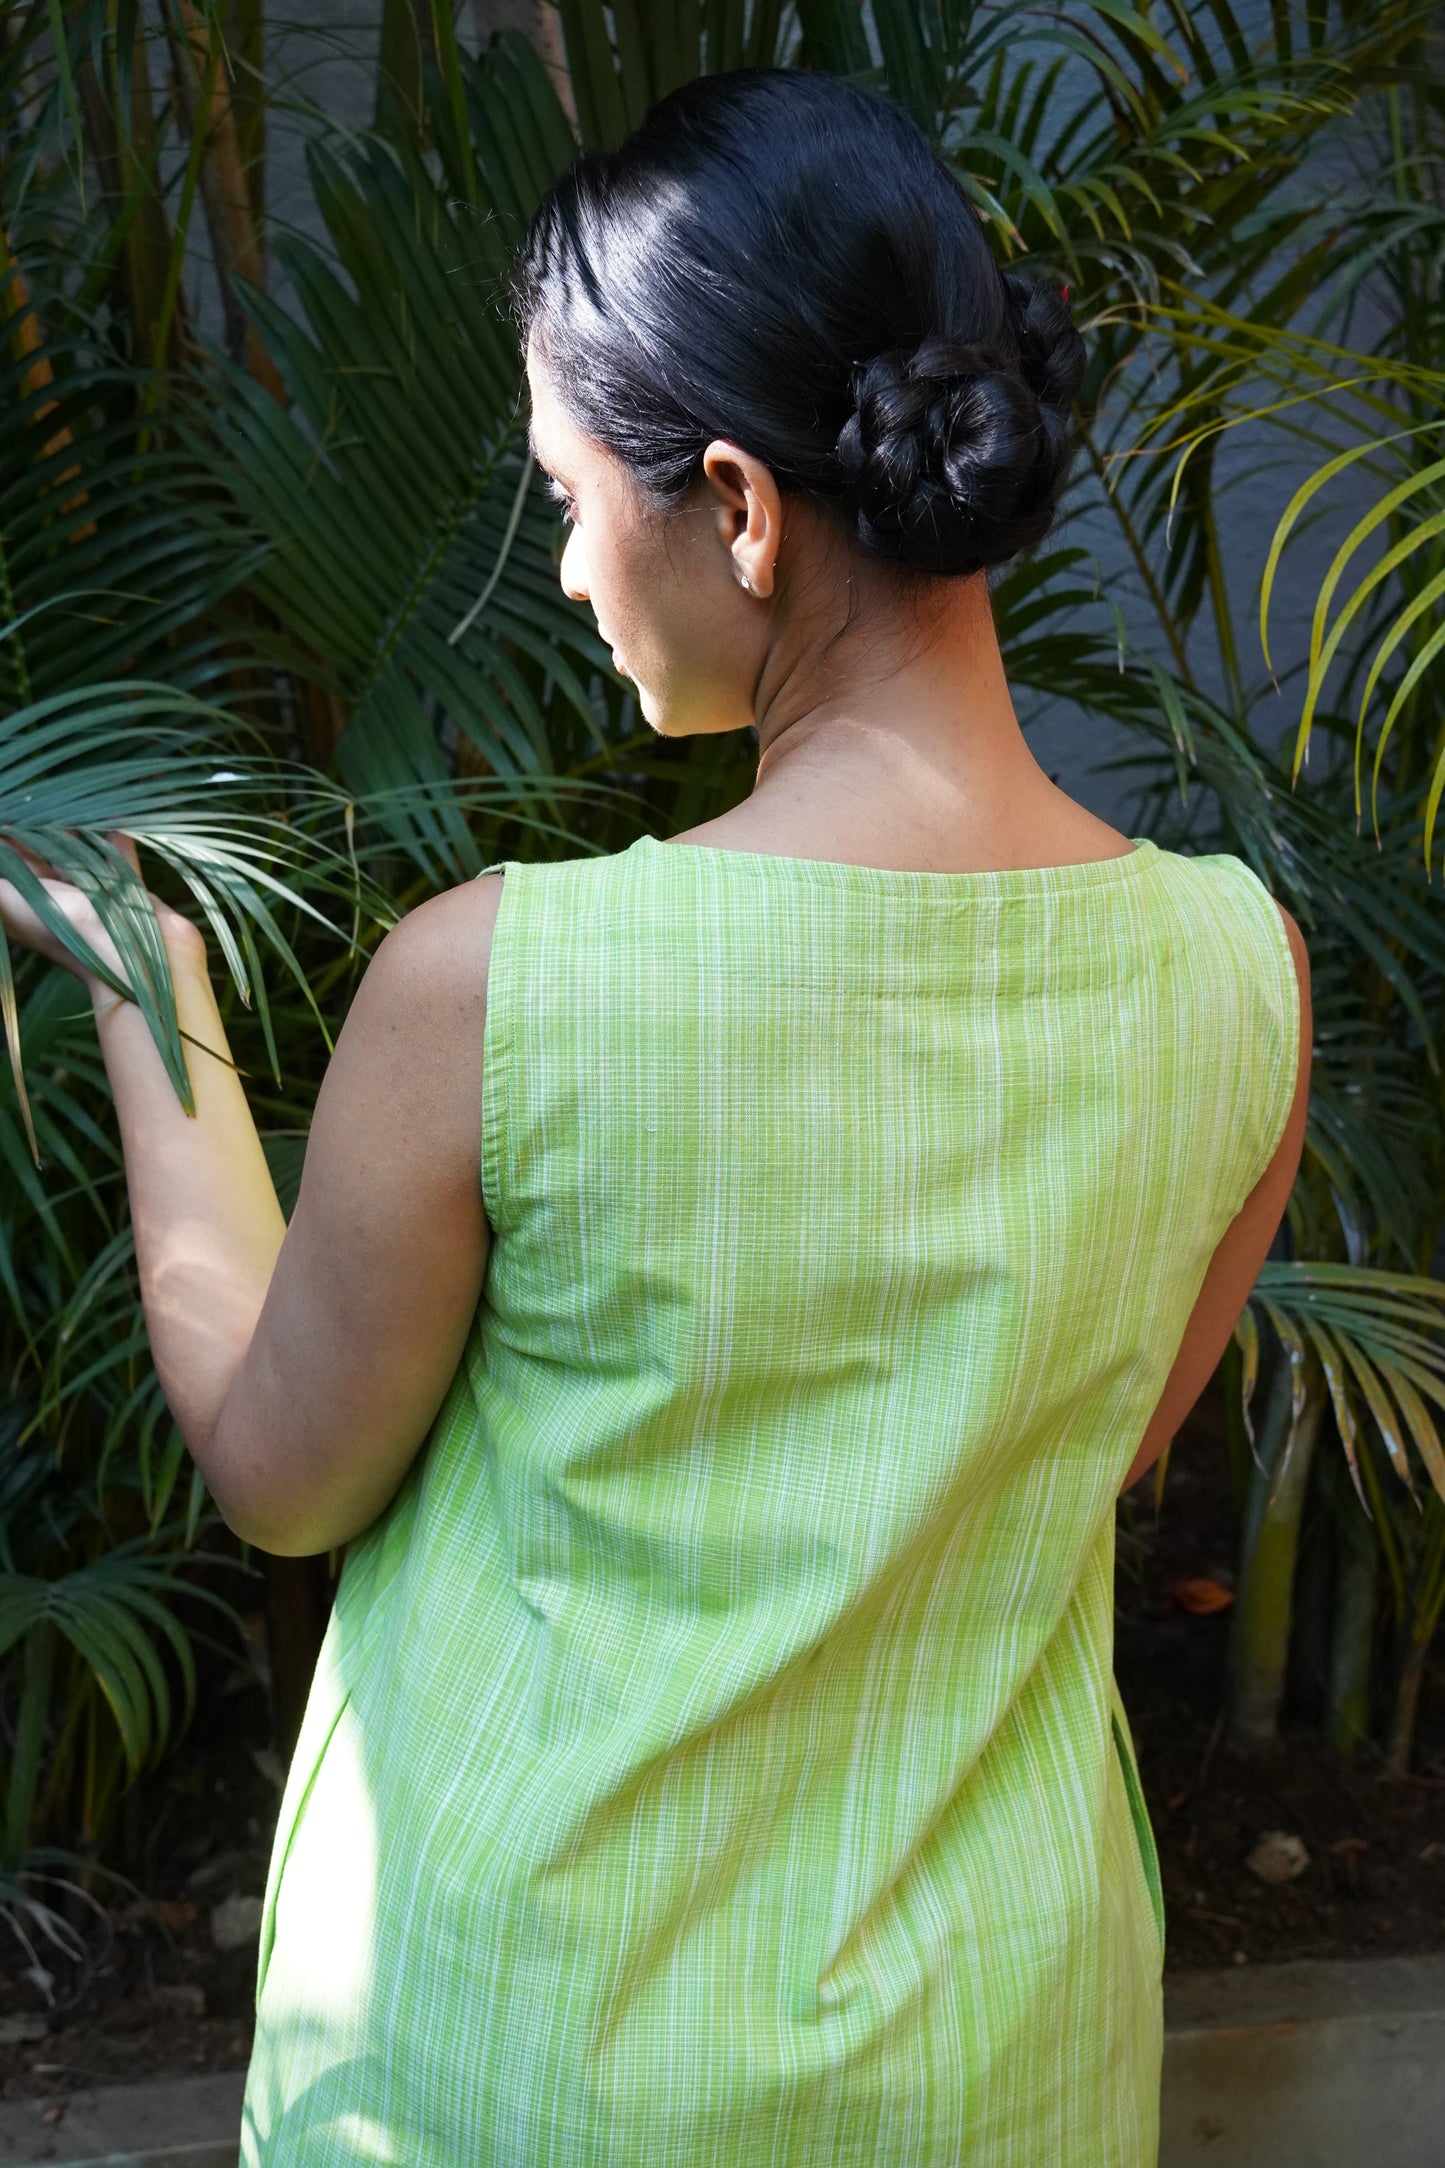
511,68,1087,581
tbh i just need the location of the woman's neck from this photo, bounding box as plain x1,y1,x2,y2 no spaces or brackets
723,573,1128,875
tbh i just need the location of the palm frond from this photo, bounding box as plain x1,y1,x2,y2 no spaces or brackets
0,681,342,1117
203,47,613,821
1119,289,1445,859
1241,1260,1445,1508
0,1536,235,1780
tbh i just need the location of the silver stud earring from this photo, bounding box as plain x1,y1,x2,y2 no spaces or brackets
740,574,755,595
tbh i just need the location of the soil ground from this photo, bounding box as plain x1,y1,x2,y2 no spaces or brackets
0,1705,275,2104
4,1390,1442,2102
1115,1384,1445,1973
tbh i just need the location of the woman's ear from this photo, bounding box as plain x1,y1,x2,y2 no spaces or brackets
700,440,781,598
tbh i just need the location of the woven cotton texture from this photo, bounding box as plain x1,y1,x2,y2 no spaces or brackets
242,833,1298,2167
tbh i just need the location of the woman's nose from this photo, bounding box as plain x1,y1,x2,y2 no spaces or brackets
560,527,588,604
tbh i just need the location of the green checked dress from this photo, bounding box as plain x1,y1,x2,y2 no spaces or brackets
242,832,1298,2168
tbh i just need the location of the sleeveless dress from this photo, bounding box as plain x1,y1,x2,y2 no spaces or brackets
241,832,1297,2167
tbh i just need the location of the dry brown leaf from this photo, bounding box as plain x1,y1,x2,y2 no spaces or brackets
1171,1575,1235,1615
152,1898,198,1930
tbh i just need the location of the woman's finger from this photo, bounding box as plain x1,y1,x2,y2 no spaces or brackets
104,830,143,877
2,832,143,888
0,874,103,979
1,835,64,885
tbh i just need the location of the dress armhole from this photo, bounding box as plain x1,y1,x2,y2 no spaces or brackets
1229,860,1304,1211
476,861,517,1234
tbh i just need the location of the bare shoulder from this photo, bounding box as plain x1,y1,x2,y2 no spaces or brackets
354,875,505,1015
374,871,505,961
322,875,507,1115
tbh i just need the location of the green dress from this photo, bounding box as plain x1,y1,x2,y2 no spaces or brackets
242,833,1297,2167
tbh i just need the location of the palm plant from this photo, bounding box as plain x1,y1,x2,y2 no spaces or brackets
0,1414,237,1879
1116,24,1445,1766
0,967,245,1945
2,3,329,1886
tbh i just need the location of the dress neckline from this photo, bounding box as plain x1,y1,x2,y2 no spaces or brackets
634,832,1157,897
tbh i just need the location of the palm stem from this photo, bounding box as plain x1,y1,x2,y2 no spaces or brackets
1203,507,1244,717
1226,1353,1327,1752
3,1620,56,1869
1387,1499,1445,1777
1079,424,1194,686
1326,1506,1377,1757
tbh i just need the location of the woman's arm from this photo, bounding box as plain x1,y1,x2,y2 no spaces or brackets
205,878,500,1554
1,859,502,1556
95,923,288,1452
1119,903,1311,1495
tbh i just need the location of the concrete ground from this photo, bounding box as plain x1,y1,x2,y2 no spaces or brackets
1161,1952,1445,2167
1,1955,1442,2166
0,2070,243,2167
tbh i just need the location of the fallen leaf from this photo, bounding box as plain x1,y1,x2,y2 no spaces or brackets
210,1892,264,1952
251,1747,287,1792
1327,1837,1369,1859
152,1982,206,2018
152,1898,198,1930
1246,1830,1310,1884
0,2015,47,2047
1171,1576,1235,1615
185,1850,246,1896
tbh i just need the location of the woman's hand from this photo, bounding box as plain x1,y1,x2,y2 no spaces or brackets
0,833,203,1004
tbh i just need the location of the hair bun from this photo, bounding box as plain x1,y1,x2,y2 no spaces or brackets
833,278,1086,578
999,265,1087,417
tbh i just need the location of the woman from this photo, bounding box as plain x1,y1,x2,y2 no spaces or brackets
4,67,1307,2168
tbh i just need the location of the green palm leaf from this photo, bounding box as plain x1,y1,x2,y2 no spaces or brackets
0,680,342,1125
1241,1261,1445,1508
0,1537,233,1781
1122,291,1445,861
207,121,611,819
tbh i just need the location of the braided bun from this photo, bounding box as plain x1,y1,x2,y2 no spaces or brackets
1000,264,1088,417
833,273,1086,578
